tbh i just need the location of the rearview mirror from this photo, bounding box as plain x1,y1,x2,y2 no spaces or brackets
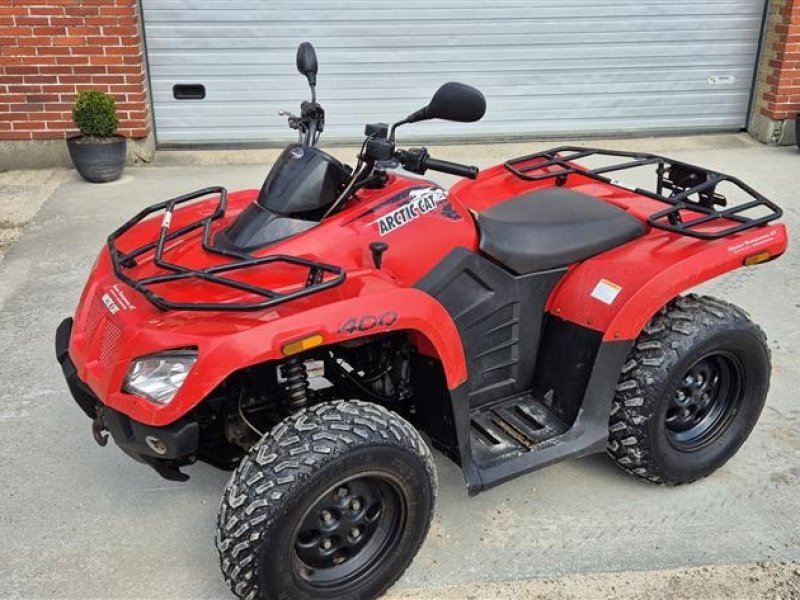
296,42,318,87
425,82,486,123
402,82,486,126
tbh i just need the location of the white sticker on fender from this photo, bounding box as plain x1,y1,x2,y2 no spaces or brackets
591,279,622,305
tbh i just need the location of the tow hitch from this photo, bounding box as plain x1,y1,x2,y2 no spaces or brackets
91,415,109,447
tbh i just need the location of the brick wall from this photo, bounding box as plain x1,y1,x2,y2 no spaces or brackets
0,0,151,143
750,0,799,144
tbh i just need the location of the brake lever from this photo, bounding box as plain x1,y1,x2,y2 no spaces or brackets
278,110,302,131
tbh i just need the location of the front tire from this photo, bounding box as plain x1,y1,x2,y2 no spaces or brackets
607,294,771,485
216,400,437,600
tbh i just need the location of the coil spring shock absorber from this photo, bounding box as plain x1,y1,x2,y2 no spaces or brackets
282,357,309,412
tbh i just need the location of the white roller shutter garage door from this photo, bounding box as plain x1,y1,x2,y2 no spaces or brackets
141,0,767,146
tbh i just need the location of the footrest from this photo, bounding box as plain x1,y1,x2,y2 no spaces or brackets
470,395,567,467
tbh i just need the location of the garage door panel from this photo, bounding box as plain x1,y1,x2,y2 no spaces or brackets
143,3,760,22
151,78,754,103
142,0,765,145
144,28,763,50
147,42,758,65
150,66,756,91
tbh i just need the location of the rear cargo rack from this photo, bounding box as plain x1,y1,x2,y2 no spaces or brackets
107,187,345,312
505,146,782,240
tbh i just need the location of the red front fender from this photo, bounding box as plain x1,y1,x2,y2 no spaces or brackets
102,282,466,427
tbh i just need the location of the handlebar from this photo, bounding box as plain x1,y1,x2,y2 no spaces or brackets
423,156,479,179
396,147,479,180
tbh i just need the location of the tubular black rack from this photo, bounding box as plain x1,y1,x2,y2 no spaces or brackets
505,146,782,240
107,187,345,312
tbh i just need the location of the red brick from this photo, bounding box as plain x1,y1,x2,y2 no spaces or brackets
32,26,67,36
64,6,100,17
2,46,37,56
3,26,33,36
67,26,102,36
9,103,43,113
1,131,34,140
29,7,65,16
92,55,124,65
124,127,150,138
52,35,84,46
86,36,121,46
30,130,65,139
98,6,134,16
59,75,91,83
102,26,137,36
37,46,71,55
8,84,41,94
13,120,48,130
73,65,106,74
70,46,105,55
48,16,83,25
5,66,38,75
26,94,60,103
91,74,125,84
23,75,57,83
105,45,139,55
16,17,51,26
84,16,117,26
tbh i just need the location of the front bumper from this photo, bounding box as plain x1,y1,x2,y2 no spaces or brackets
56,317,198,481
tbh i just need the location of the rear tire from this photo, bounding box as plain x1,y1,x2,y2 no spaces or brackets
216,399,437,600
607,294,771,485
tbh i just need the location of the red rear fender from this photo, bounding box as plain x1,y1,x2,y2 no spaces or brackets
548,223,788,341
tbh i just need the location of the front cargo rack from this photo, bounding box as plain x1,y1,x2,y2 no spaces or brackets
107,187,345,312
505,146,782,240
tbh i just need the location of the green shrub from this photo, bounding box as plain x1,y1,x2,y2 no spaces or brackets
72,91,119,138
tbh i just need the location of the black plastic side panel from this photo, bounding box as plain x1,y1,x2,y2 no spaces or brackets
411,353,461,465
415,248,565,409
532,315,603,425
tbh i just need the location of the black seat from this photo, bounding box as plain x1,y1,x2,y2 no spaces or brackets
476,188,645,274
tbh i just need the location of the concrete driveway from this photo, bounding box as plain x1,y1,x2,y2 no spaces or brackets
1,134,799,598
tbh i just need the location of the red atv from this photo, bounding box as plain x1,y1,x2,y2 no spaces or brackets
56,43,787,599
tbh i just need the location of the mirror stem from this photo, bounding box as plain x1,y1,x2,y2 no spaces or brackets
389,119,407,142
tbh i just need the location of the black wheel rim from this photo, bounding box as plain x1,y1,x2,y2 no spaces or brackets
291,472,406,590
665,351,745,451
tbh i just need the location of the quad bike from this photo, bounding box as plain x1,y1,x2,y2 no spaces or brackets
56,42,788,599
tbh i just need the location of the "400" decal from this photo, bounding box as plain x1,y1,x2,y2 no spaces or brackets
338,311,398,334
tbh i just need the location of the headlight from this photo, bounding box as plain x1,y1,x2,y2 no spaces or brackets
123,350,197,405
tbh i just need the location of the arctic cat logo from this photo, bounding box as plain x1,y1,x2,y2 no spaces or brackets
373,187,448,236
101,293,119,315
101,284,136,315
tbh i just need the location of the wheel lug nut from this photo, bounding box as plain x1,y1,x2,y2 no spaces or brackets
350,527,360,539
321,537,334,550
321,510,333,524
350,499,361,512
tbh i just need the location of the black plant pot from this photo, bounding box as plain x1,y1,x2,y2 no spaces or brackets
67,135,126,183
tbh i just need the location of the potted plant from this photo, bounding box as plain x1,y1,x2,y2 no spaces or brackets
67,90,126,183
